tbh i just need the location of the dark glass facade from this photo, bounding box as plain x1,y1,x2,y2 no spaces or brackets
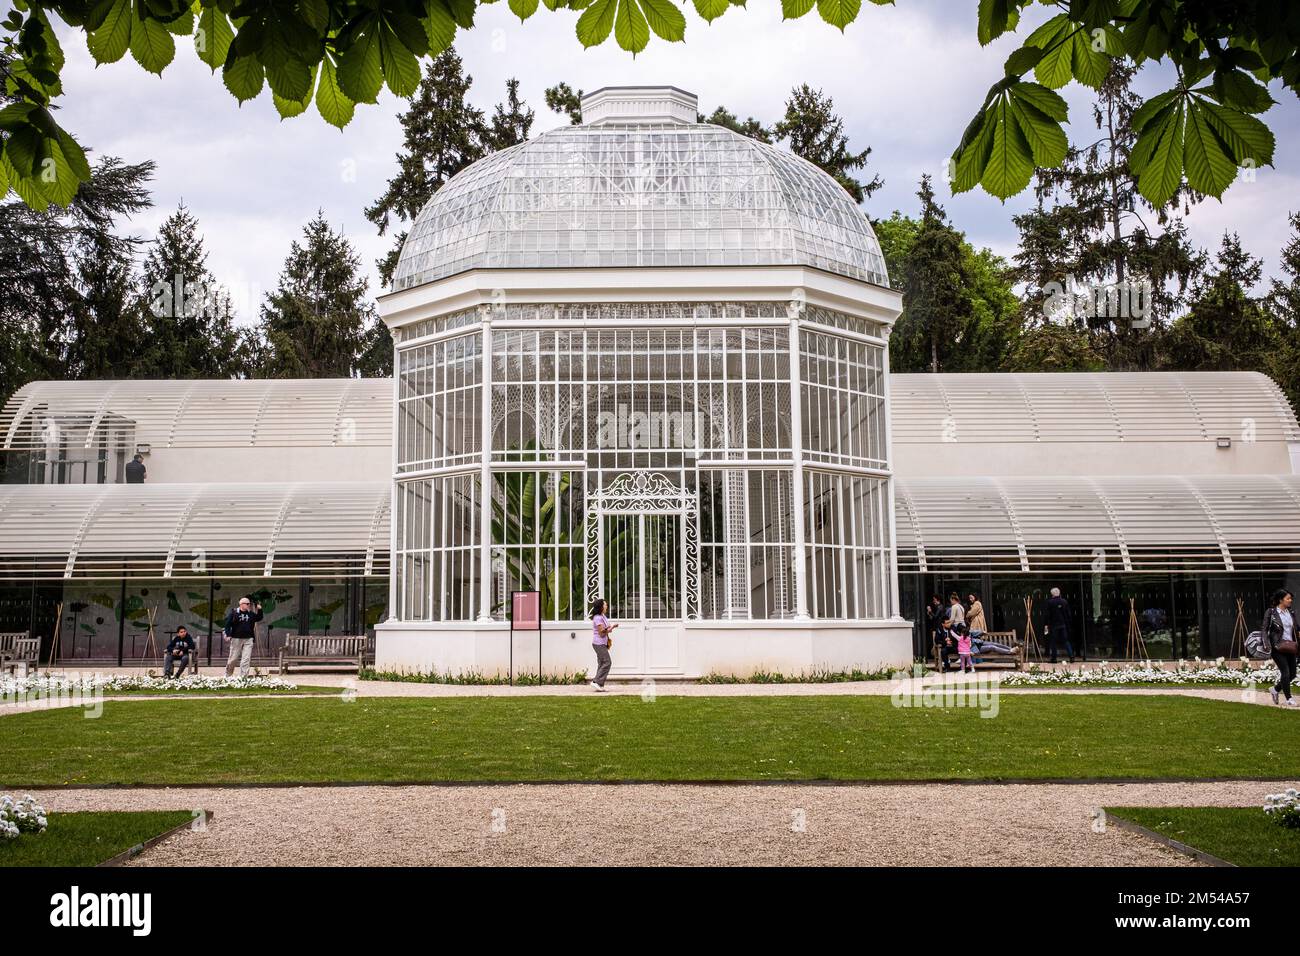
0,576,389,665
901,571,1299,662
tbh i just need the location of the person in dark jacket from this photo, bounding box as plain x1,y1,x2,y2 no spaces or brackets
223,596,263,679
1045,587,1075,663
124,454,147,484
928,596,955,671
1263,588,1297,706
164,626,196,678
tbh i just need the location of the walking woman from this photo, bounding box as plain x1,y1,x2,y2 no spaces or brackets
590,597,618,693
1264,588,1297,707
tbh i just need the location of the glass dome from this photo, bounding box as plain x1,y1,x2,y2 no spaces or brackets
392,90,889,291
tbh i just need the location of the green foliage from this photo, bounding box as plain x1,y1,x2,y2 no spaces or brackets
1162,232,1280,374
482,77,535,151
544,81,583,125
135,202,242,379
364,50,498,286
0,150,155,399
491,460,582,621
1265,213,1300,413
773,83,880,201
4,2,1292,210
954,0,1292,207
892,176,973,373
878,206,1023,374
1011,62,1203,371
700,105,772,143
252,211,382,378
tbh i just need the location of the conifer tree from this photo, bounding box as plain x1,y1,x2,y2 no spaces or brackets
483,78,535,152
365,51,487,287
138,203,240,378
894,176,971,373
1011,62,1202,370
773,84,880,201
257,212,379,379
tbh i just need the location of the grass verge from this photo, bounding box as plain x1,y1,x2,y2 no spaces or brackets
1105,806,1300,867
0,811,194,867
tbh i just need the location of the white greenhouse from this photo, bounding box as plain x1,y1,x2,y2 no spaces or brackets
374,86,913,677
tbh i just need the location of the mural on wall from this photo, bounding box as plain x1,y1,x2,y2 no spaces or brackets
48,578,389,659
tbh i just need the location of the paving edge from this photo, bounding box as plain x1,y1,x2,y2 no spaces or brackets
11,776,1296,791
98,809,214,867
1104,814,1236,867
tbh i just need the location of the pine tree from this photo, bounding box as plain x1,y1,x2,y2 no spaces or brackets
138,203,240,379
0,155,154,397
879,208,1021,373
483,78,535,152
1266,212,1300,409
365,51,487,287
1011,62,1202,370
893,176,972,373
67,232,146,379
773,84,880,201
1163,232,1278,373
701,106,771,142
544,82,583,125
256,212,379,379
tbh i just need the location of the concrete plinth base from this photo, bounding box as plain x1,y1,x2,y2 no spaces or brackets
375,618,913,680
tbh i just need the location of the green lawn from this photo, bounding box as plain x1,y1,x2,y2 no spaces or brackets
1106,807,1300,867
1,694,1296,786
0,811,194,867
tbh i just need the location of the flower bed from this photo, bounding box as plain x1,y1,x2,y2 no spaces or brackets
1001,659,1280,687
0,673,298,696
1,794,47,840
1264,790,1300,830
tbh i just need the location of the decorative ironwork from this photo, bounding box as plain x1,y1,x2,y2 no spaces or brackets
585,471,699,619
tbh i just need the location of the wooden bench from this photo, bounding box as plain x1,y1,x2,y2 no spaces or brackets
934,629,1024,671
0,633,39,674
278,635,367,674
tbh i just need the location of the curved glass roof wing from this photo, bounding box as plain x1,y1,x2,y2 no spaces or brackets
0,379,393,451
890,371,1300,444
895,474,1300,574
0,482,391,579
391,123,888,290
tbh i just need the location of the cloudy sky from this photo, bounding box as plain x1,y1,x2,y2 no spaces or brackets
52,0,1300,326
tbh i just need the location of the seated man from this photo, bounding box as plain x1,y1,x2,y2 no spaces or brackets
164,626,197,678
933,619,958,671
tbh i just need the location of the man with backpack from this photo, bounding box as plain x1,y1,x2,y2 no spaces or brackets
223,596,263,679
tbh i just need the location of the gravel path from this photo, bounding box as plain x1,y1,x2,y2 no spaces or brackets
29,781,1291,867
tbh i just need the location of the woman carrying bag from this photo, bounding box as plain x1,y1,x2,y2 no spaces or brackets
1264,588,1297,706
590,597,618,693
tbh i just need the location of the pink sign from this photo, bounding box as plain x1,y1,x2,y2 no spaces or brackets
512,591,541,631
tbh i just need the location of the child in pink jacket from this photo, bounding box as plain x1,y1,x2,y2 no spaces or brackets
954,623,975,673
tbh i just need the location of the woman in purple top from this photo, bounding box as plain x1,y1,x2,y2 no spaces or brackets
590,597,617,692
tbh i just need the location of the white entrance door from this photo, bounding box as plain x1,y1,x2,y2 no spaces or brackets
602,511,683,675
